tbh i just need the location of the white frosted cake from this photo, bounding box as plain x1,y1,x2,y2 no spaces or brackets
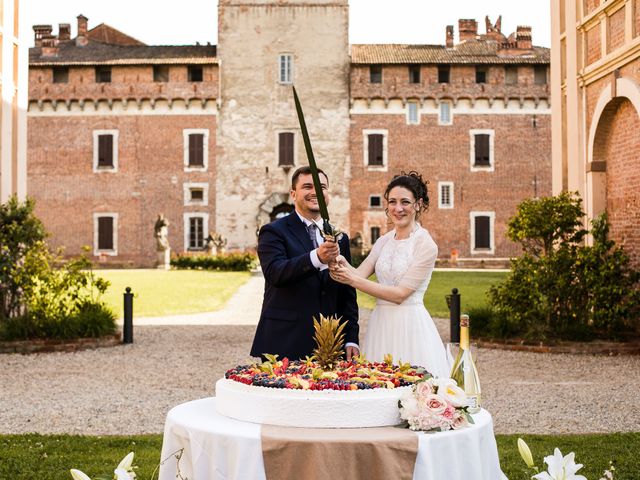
215,378,411,428
214,359,429,428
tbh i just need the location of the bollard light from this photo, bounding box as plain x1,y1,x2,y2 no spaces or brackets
123,287,134,344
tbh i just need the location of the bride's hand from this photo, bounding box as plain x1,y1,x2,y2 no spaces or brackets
329,255,348,271
329,256,356,286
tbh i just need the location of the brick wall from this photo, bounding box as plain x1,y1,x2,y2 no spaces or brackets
349,112,551,259
586,25,601,66
608,7,626,54
603,99,640,268
350,65,549,100
28,113,216,267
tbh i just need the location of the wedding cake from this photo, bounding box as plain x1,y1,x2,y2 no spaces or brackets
215,358,429,428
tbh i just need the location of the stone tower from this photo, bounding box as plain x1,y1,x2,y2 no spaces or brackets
217,0,351,248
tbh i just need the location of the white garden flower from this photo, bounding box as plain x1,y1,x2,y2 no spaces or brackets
438,382,468,408
117,452,135,470
70,470,92,480
532,448,587,480
114,468,134,480
517,438,535,468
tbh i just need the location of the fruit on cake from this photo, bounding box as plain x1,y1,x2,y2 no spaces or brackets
215,315,431,428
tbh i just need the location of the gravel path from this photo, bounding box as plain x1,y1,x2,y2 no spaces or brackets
1,275,639,435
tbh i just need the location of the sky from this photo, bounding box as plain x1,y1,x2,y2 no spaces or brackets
24,0,551,48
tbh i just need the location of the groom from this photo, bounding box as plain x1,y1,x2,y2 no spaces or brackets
250,166,359,361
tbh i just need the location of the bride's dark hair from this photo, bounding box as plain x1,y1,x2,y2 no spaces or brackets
384,171,430,217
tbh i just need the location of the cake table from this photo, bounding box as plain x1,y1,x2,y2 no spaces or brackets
158,397,506,480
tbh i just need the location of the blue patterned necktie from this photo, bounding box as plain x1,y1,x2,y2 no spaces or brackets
306,223,319,249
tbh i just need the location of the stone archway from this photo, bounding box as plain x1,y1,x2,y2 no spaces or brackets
588,77,640,266
256,192,292,235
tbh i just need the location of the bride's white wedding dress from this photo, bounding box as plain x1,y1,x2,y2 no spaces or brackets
361,226,450,378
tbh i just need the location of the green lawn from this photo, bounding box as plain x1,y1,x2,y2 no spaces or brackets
357,270,509,317
95,270,250,318
2,433,638,479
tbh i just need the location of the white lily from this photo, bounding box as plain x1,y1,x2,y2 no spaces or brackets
532,448,587,480
69,469,92,480
517,438,535,468
114,468,134,480
117,452,135,471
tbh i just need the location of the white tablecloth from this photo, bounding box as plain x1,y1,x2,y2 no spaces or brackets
159,397,506,480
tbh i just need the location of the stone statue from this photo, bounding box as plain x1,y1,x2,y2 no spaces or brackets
154,214,171,269
205,231,227,256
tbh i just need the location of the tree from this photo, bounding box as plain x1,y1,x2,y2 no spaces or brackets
488,193,640,341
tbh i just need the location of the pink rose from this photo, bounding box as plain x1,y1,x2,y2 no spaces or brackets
415,381,433,399
424,394,447,414
452,412,469,430
442,404,455,420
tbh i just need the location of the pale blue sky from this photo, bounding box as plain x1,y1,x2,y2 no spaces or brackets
24,0,551,47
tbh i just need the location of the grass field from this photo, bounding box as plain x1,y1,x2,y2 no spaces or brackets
2,432,638,479
357,270,509,317
94,270,251,318
92,269,505,319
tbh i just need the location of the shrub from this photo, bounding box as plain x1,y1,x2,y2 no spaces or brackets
0,196,116,341
171,252,257,271
488,193,640,342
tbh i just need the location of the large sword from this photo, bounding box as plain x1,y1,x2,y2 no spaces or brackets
292,86,335,239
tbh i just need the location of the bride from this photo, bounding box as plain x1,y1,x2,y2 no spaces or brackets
330,171,450,378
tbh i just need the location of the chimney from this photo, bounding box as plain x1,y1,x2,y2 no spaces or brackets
76,14,88,47
41,36,59,57
33,24,53,48
458,19,478,42
446,25,454,48
58,23,71,41
516,26,532,50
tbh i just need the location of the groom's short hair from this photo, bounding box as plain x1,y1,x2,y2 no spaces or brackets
291,166,329,190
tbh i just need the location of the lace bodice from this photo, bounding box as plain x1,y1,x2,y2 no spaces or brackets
359,226,438,305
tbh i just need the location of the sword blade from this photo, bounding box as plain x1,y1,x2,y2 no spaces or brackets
292,86,333,236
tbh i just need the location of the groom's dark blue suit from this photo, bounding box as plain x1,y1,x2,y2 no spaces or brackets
250,212,359,360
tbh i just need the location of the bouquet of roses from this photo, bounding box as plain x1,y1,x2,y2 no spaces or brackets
398,376,475,432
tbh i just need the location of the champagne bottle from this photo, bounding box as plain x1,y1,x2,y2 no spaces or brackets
450,314,481,413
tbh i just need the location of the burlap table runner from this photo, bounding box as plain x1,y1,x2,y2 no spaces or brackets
261,424,419,480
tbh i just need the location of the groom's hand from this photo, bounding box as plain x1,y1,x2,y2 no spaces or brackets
317,240,339,265
346,345,359,361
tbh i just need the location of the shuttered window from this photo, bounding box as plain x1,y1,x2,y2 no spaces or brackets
188,134,204,167
97,135,113,167
474,134,490,166
505,66,518,85
368,134,384,166
439,182,454,209
474,216,491,249
279,54,293,84
278,132,294,166
534,66,547,85
97,217,114,250
189,217,204,249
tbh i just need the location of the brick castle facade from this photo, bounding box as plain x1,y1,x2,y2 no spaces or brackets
28,2,551,267
551,0,640,268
